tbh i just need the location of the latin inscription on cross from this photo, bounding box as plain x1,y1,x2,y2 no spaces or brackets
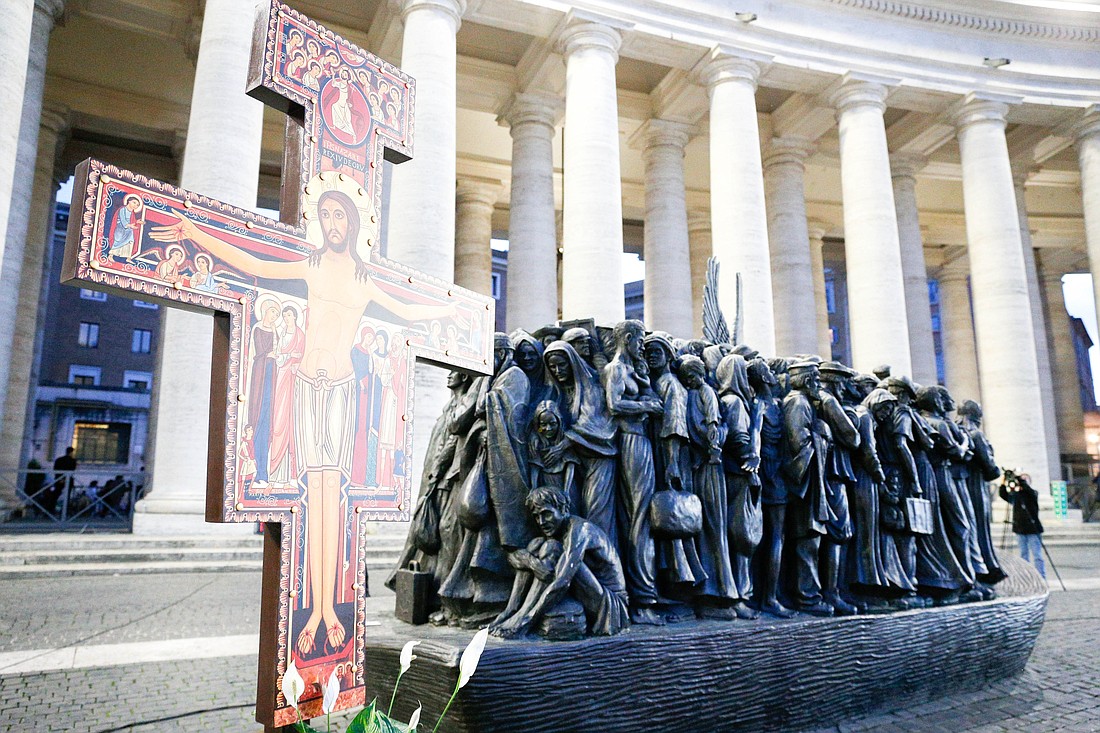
61,1,492,727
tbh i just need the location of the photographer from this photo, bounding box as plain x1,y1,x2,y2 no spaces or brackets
998,471,1045,578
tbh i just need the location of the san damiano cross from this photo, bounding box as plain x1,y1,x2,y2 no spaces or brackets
61,1,492,728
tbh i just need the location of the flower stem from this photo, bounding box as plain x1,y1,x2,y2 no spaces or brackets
388,671,404,716
431,684,460,733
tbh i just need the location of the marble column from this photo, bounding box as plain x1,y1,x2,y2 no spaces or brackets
135,0,264,534
0,0,35,282
953,94,1047,491
500,92,559,331
636,119,694,337
1074,106,1100,361
937,261,982,405
890,153,938,385
807,222,832,358
0,105,68,485
454,177,502,297
687,210,711,338
1013,167,1060,479
764,137,817,356
557,19,625,325
830,77,911,375
1037,260,1088,460
0,0,63,443
387,0,464,498
697,49,775,353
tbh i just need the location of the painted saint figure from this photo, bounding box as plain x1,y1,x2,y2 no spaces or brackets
150,180,459,660
248,297,280,490
269,304,305,489
108,194,143,261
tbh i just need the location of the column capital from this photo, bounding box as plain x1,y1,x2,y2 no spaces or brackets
455,175,503,207
687,209,711,234
937,258,970,283
950,92,1020,134
498,91,562,131
38,101,70,138
1070,103,1100,145
555,18,622,61
398,0,466,30
34,0,64,24
692,46,771,92
1010,161,1037,188
889,153,927,180
828,74,894,117
628,118,695,154
763,136,816,170
806,220,828,243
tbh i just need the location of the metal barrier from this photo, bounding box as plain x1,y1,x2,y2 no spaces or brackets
0,468,145,532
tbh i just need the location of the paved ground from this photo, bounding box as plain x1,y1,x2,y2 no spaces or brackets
0,545,1096,732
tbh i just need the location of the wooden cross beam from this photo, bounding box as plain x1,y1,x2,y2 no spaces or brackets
61,1,492,727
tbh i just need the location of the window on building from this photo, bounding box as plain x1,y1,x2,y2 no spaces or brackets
131,329,153,353
72,421,131,464
491,272,502,300
133,300,159,309
79,289,106,302
78,322,100,348
825,280,836,314
68,365,101,386
123,370,153,391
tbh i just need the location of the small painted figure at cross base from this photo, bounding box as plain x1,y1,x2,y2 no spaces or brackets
489,486,630,640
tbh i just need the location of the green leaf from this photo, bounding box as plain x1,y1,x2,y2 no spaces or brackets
294,722,324,733
347,699,378,733
368,711,408,733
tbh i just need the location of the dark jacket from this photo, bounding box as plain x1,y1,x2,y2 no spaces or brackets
999,480,1043,535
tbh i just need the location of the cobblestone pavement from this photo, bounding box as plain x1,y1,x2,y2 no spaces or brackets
0,548,1096,732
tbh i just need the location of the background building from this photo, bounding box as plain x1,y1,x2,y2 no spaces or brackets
1,0,1100,529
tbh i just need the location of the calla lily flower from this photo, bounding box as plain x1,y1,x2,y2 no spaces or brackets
400,640,421,675
457,627,489,689
408,703,423,731
322,670,341,715
281,659,306,709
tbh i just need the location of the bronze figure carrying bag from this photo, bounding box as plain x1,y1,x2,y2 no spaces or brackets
650,490,703,538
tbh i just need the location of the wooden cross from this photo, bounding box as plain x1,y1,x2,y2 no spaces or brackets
61,1,492,727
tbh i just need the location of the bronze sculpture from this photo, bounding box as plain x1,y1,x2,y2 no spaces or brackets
392,315,1010,636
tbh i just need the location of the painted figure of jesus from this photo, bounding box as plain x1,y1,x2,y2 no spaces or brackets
150,177,458,658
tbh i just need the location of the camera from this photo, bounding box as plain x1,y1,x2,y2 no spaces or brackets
1001,468,1021,491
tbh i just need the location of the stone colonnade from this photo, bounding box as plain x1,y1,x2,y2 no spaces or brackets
1,5,1096,525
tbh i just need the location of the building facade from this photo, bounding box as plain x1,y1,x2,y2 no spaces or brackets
0,0,1098,529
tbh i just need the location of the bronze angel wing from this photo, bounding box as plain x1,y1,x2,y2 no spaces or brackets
703,256,732,345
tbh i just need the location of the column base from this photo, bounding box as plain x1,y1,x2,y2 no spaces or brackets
132,496,256,536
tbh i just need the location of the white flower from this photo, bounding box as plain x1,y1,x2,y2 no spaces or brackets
457,627,489,689
400,640,421,675
407,703,422,731
281,659,306,709
322,670,341,715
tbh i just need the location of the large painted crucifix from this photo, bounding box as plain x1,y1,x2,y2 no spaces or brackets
61,1,492,727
